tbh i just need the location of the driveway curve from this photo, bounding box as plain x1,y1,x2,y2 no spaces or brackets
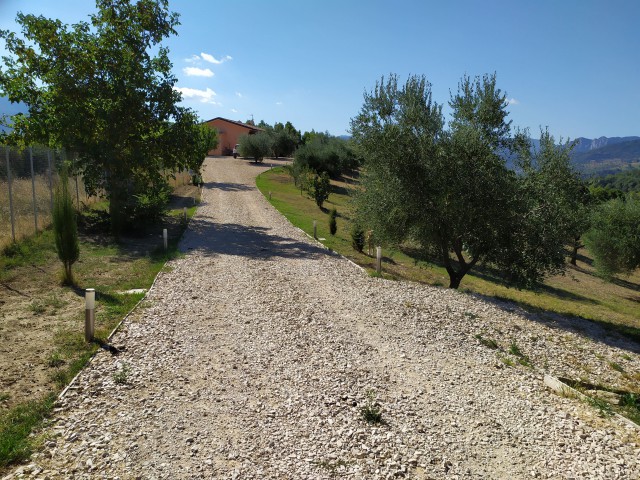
8,157,639,479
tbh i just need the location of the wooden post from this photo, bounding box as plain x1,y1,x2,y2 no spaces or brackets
29,147,38,233
163,228,168,250
85,288,95,342
313,220,317,240
183,207,187,223
376,246,382,275
269,191,272,200
6,147,16,242
47,150,54,214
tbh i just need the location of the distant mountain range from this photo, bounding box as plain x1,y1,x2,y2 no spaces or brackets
570,138,640,176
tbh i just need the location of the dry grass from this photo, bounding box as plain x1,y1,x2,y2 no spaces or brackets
0,170,190,250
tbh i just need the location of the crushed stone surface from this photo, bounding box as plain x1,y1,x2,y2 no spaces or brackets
5,157,639,479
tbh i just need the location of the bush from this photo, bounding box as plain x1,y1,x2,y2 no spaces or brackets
351,224,365,253
239,132,272,162
329,208,337,235
293,134,360,177
583,197,640,278
121,180,171,230
312,172,331,208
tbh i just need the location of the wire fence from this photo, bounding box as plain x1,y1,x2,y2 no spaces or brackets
0,146,192,250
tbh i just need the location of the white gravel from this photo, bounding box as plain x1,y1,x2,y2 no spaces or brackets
6,157,639,479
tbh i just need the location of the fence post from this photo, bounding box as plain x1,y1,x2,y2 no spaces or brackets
376,246,382,275
313,220,317,240
6,147,16,242
163,228,168,251
47,149,54,214
29,147,38,233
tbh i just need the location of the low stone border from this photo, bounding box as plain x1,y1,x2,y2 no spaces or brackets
544,374,639,430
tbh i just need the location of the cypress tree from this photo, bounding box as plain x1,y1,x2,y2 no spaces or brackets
53,166,80,285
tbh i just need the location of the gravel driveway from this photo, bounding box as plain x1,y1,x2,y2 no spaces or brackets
7,157,639,479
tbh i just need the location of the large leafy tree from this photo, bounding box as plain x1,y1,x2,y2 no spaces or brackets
351,73,582,289
0,0,215,233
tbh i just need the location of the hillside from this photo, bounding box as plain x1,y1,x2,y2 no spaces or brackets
572,139,640,175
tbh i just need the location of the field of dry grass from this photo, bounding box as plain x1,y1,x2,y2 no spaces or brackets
0,170,191,250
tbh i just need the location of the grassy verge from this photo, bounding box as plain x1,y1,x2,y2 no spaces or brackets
0,201,197,471
256,167,640,340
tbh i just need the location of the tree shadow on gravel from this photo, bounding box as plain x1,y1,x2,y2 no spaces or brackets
179,219,335,261
471,292,640,355
205,181,255,192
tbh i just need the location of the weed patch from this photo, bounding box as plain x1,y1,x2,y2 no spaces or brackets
475,334,499,350
0,394,55,468
113,363,131,385
360,390,382,424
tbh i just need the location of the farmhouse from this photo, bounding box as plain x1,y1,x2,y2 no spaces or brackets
203,117,264,156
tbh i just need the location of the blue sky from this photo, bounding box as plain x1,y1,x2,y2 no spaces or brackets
1,0,638,139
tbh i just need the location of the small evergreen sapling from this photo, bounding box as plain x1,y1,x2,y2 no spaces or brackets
351,224,365,253
53,166,80,285
329,208,338,235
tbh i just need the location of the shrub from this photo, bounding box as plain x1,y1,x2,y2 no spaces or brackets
312,172,331,208
351,224,365,253
239,132,272,162
121,179,171,230
293,134,360,177
329,208,337,235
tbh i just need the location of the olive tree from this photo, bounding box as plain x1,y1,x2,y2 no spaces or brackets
238,132,272,162
584,197,640,278
351,73,582,289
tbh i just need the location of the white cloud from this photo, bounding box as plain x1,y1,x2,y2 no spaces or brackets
230,108,238,113
185,54,200,63
275,101,283,106
183,67,214,77
507,98,519,105
235,92,243,98
174,86,218,104
200,52,233,64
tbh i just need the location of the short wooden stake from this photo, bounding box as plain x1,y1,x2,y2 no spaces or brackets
193,196,196,205
163,228,168,250
183,207,187,222
313,220,317,239
376,246,382,275
85,288,95,342
269,191,272,200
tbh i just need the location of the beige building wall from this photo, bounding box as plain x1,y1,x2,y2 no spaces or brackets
204,118,262,155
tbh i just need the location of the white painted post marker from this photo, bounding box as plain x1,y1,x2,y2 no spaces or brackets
163,228,168,251
376,246,382,275
85,288,95,342
313,220,317,239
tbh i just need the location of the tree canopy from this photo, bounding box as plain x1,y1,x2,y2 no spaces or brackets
351,73,584,288
584,197,640,278
0,0,216,233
